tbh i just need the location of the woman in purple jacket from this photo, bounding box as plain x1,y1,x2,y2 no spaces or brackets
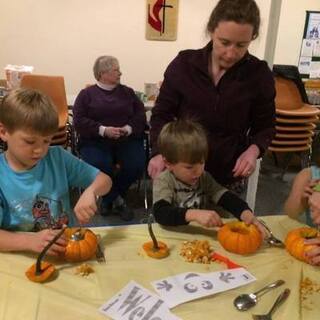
148,0,275,192
73,55,146,220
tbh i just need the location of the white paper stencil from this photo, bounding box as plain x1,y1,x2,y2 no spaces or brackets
151,267,256,308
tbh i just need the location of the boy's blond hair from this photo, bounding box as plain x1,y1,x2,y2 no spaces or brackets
158,120,208,164
0,88,59,135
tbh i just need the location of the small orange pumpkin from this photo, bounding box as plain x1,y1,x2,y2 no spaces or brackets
25,261,56,283
285,227,319,264
142,241,169,259
63,228,98,262
218,221,262,255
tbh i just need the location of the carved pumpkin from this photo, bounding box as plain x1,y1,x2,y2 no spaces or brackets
285,227,319,263
25,261,55,283
218,221,262,255
142,241,169,259
63,228,98,262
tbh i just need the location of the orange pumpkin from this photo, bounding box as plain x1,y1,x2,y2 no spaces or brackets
63,228,98,262
142,241,169,259
218,221,262,255
25,261,56,283
285,227,319,263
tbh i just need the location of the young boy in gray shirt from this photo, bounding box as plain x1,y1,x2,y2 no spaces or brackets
153,120,265,234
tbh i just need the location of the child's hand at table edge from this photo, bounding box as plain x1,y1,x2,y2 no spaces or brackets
240,210,268,238
74,188,98,224
27,229,67,256
186,209,223,228
304,237,320,265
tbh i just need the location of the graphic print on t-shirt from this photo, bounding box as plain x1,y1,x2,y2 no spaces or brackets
32,195,68,231
6,194,68,231
174,186,205,209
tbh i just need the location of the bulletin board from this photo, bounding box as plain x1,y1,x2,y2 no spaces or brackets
298,11,320,78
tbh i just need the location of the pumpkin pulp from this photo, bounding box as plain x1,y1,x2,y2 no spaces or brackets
285,227,319,263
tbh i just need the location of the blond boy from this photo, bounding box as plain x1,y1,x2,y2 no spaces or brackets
0,88,111,255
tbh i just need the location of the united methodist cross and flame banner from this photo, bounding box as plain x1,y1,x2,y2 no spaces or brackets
146,0,179,41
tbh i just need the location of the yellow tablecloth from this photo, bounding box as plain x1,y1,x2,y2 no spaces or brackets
0,215,319,320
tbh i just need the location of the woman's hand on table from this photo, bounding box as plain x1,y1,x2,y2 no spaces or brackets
240,210,268,238
74,188,98,224
148,154,165,179
232,145,259,178
28,229,67,256
185,209,223,228
304,238,320,265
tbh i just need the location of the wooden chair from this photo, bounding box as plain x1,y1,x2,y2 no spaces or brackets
273,64,309,103
20,74,71,148
275,130,314,139
275,123,316,132
269,67,320,178
20,74,68,129
276,115,319,124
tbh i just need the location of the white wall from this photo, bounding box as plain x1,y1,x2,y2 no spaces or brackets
3,1,320,95
0,0,271,96
274,0,320,65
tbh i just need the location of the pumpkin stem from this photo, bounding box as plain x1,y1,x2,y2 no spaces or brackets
35,227,66,275
147,214,159,250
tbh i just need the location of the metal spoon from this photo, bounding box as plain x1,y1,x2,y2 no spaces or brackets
266,236,285,247
252,288,290,320
258,219,284,247
233,280,285,311
70,228,83,241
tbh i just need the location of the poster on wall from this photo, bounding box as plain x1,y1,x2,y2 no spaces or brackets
299,11,320,78
304,12,320,39
146,0,179,41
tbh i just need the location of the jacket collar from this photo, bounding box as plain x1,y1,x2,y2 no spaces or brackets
190,41,251,76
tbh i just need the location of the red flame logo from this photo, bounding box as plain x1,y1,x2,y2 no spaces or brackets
148,0,173,34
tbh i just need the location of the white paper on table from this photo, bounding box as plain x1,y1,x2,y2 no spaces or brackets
99,281,181,320
301,39,315,57
151,267,256,308
309,61,320,78
298,56,312,74
313,39,320,57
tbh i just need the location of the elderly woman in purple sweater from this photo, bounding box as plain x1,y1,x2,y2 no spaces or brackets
73,55,146,221
148,0,275,193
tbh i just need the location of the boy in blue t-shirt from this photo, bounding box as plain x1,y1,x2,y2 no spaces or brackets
0,88,112,256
